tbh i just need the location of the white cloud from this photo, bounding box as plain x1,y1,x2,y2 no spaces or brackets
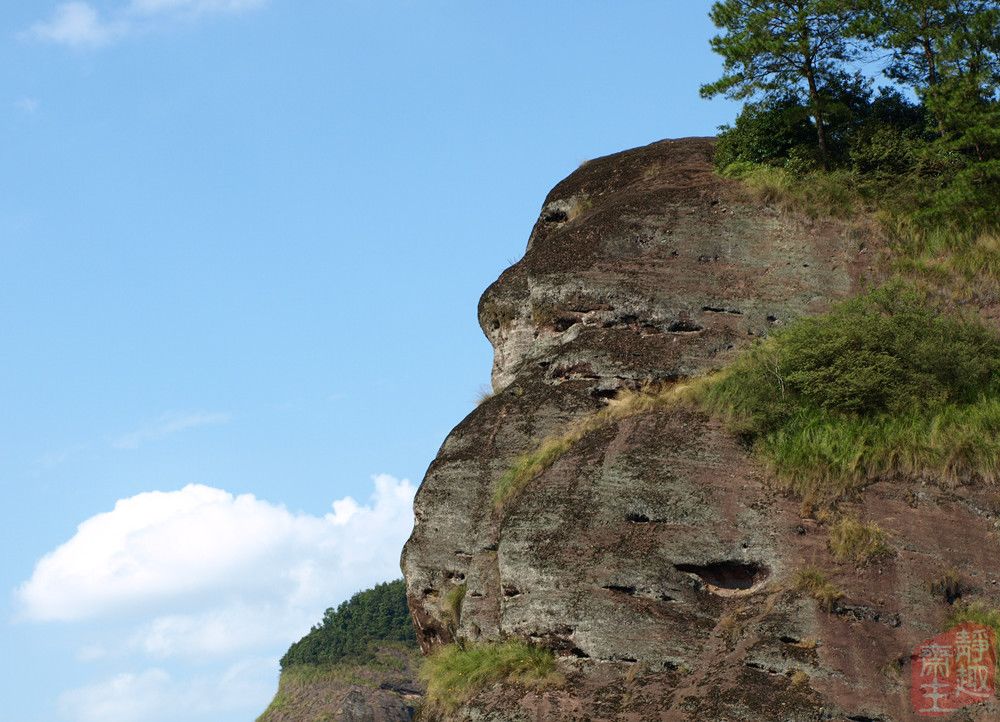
20,474,415,722
28,2,124,48
17,474,415,624
130,602,301,658
58,659,275,722
111,410,232,449
28,0,267,47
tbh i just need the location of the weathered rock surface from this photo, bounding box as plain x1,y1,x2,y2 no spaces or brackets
401,137,1000,720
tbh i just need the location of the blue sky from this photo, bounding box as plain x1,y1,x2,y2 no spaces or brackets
0,2,738,720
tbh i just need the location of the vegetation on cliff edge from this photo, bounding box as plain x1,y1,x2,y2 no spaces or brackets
703,0,999,281
421,640,560,712
695,282,1000,498
280,579,416,669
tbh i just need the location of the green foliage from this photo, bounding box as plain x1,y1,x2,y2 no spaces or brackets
444,583,467,630
706,0,1000,243
696,283,1000,496
948,602,1000,669
721,162,861,218
714,95,818,169
494,434,579,509
758,399,1000,496
280,579,417,669
702,0,862,166
420,640,559,711
702,283,999,425
828,516,894,564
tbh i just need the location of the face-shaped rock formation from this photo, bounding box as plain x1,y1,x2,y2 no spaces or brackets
401,138,1000,720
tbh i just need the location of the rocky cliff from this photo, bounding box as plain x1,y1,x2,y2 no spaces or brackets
401,137,1000,720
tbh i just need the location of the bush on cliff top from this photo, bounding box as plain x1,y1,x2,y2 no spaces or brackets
280,579,416,669
695,282,1000,497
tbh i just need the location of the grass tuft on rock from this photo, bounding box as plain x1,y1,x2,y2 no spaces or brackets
420,640,560,712
492,384,692,509
793,567,843,612
695,282,1000,499
444,583,466,631
827,517,893,565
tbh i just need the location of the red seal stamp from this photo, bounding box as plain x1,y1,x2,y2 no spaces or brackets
911,622,996,716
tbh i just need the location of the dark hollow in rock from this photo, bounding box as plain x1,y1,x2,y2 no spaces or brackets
591,388,619,401
667,320,704,333
543,210,569,224
602,584,638,595
626,512,652,523
674,561,767,591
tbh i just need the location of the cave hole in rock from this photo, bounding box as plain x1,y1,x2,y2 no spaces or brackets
552,317,578,332
602,584,638,595
674,561,768,592
626,512,652,523
591,388,619,401
668,320,704,333
543,210,569,224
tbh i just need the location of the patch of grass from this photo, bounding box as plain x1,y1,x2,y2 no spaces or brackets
718,611,742,642
444,583,466,630
694,282,1000,499
929,569,965,604
947,602,1000,670
793,567,843,612
475,385,496,405
827,516,893,565
722,161,999,297
492,384,692,508
757,397,1000,498
789,669,811,687
721,162,862,219
420,640,560,712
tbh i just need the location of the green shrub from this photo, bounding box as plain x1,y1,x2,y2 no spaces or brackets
280,579,416,669
714,95,818,170
421,640,559,711
696,283,1000,496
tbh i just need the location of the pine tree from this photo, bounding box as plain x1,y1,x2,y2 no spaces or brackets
700,0,862,169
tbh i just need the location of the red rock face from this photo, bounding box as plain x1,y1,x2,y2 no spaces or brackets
401,138,1000,720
